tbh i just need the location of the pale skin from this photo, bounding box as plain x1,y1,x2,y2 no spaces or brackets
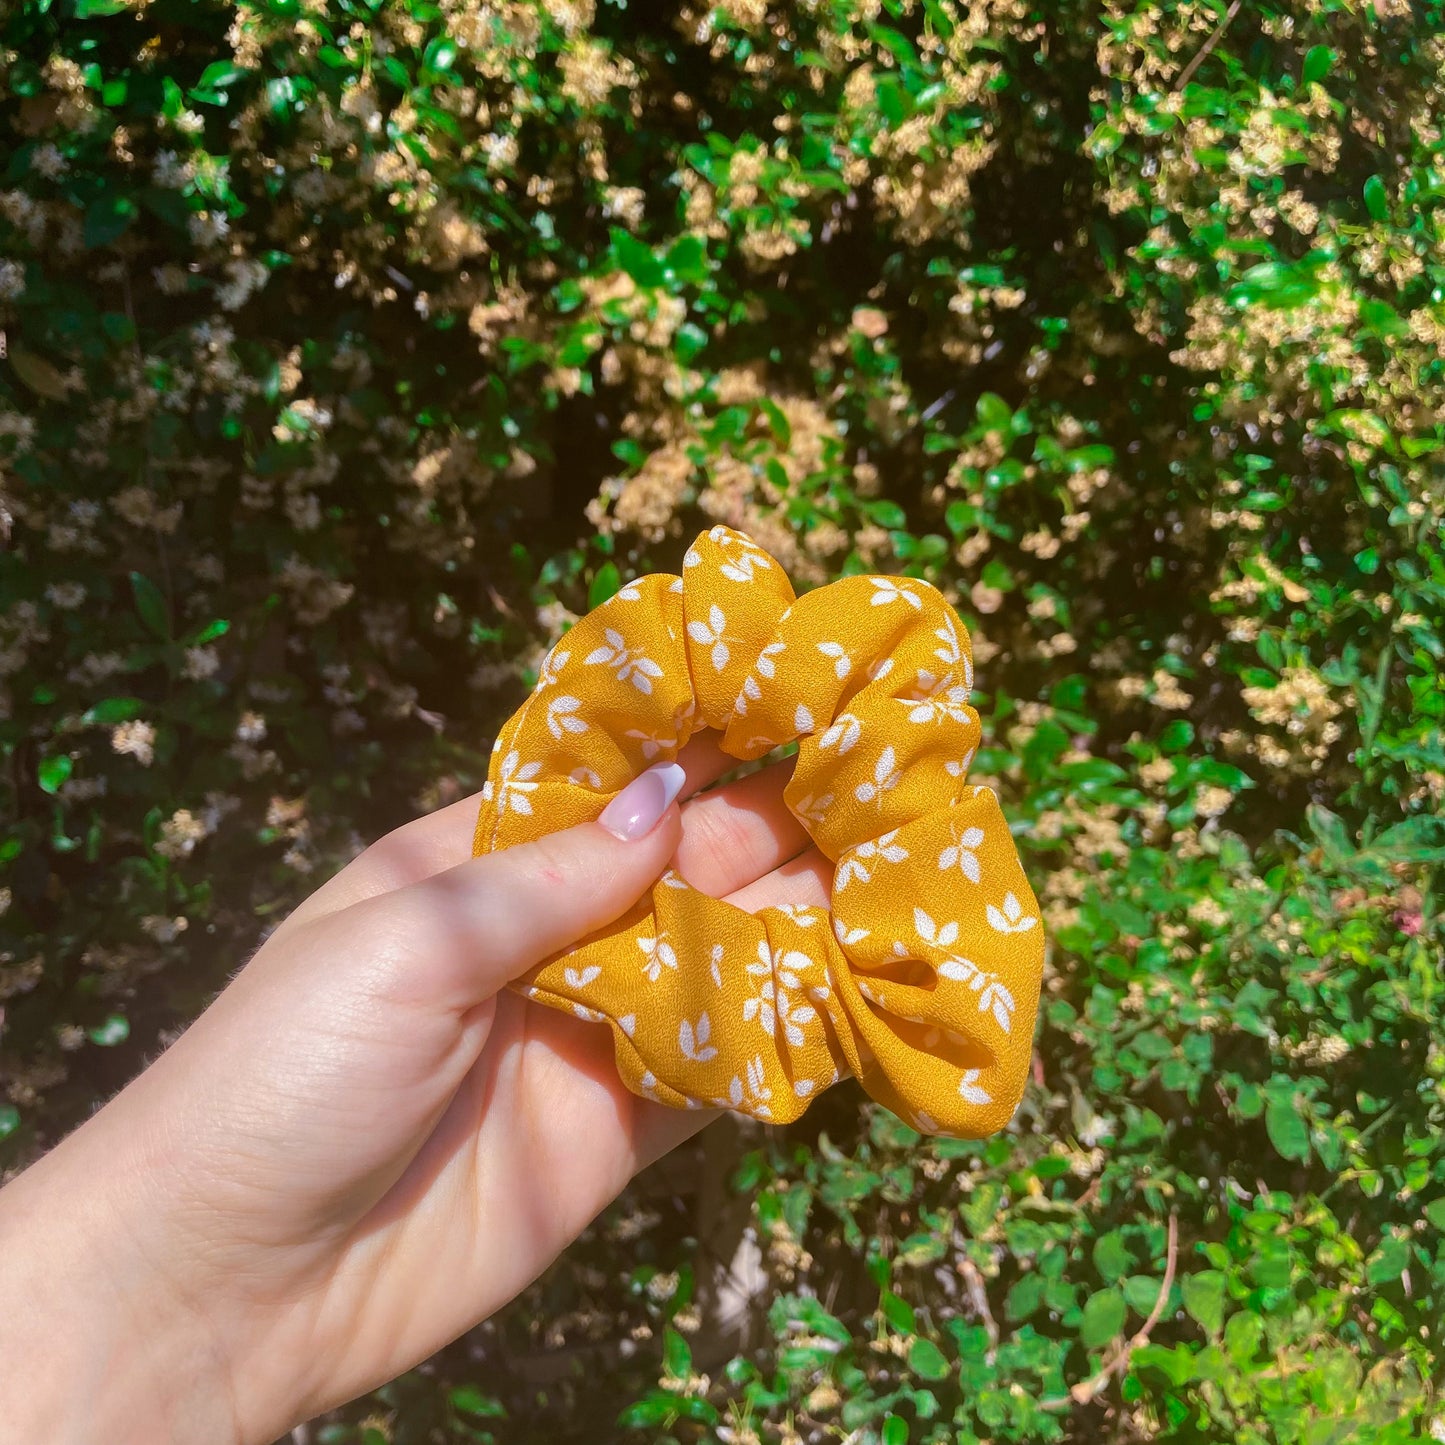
0,735,833,1444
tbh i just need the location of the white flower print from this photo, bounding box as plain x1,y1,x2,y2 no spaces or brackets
793,1079,816,1098
497,750,541,814
958,1069,993,1106
564,963,601,988
902,669,970,725
775,904,822,928
720,549,771,584
833,917,871,947
817,641,851,680
986,890,1038,934
791,792,834,827
855,744,901,804
624,726,678,761
979,977,1017,1032
938,823,986,882
568,766,602,788
547,695,588,741
708,526,773,583
727,1054,773,1115
639,934,680,983
794,703,815,733
867,656,895,683
684,547,701,568
737,644,781,712
834,829,909,890
915,908,1017,1033
679,1012,718,1063
869,577,923,611
573,1003,604,1022
945,749,977,780
914,907,960,950
616,580,643,601
709,942,724,988
756,641,785,678
686,604,732,672
744,942,820,1046
934,618,963,667
584,628,665,694
537,646,570,690
818,713,862,756
619,1014,637,1037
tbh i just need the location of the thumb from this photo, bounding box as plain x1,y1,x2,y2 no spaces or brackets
330,763,688,1014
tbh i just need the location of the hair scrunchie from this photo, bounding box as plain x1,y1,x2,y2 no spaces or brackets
472,526,1044,1136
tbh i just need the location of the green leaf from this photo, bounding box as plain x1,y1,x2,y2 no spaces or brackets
38,754,72,795
1080,1288,1126,1348
612,229,665,288
881,1290,916,1334
1182,1270,1226,1335
1157,719,1194,754
662,1326,692,1380
1265,1092,1311,1162
84,191,139,249
75,0,130,14
975,392,1012,433
450,1385,505,1418
1302,45,1335,85
907,1336,951,1381
1005,1271,1045,1321
130,572,170,638
665,234,709,284
616,1395,674,1428
87,1014,130,1046
1366,1235,1410,1286
0,1104,19,1140
82,697,146,726
1093,1230,1133,1283
867,499,908,530
1363,174,1389,222
588,561,621,609
883,1416,909,1445
195,61,250,90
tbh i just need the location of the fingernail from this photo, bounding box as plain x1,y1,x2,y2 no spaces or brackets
599,762,688,841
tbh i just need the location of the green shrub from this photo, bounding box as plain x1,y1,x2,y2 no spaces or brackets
2,1,1442,1440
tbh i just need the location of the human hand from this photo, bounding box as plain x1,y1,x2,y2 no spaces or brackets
0,735,834,1444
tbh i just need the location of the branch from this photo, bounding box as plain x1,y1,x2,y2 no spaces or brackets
1173,0,1243,91
1042,1211,1180,1411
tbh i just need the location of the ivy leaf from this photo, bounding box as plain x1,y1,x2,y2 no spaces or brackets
1093,1230,1133,1283
1302,45,1335,85
1265,1091,1311,1162
588,561,621,609
906,1336,951,1381
1080,1288,1126,1348
130,572,170,638
1182,1270,1226,1335
1363,174,1389,222
84,190,139,249
38,754,72,794
7,342,70,400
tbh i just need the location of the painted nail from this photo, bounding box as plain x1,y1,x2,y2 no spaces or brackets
598,762,688,841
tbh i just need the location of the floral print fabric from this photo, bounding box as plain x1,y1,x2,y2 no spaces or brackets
472,526,1044,1136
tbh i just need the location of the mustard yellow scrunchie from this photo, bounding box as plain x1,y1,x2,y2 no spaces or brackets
472,526,1044,1137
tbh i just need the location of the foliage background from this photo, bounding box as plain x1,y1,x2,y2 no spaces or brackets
2,0,1444,1440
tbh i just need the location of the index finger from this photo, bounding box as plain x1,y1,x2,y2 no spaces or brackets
269,728,745,940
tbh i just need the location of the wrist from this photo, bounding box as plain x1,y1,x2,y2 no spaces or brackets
0,1127,244,1445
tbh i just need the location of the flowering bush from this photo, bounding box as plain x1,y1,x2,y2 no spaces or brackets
2,1,1443,1440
